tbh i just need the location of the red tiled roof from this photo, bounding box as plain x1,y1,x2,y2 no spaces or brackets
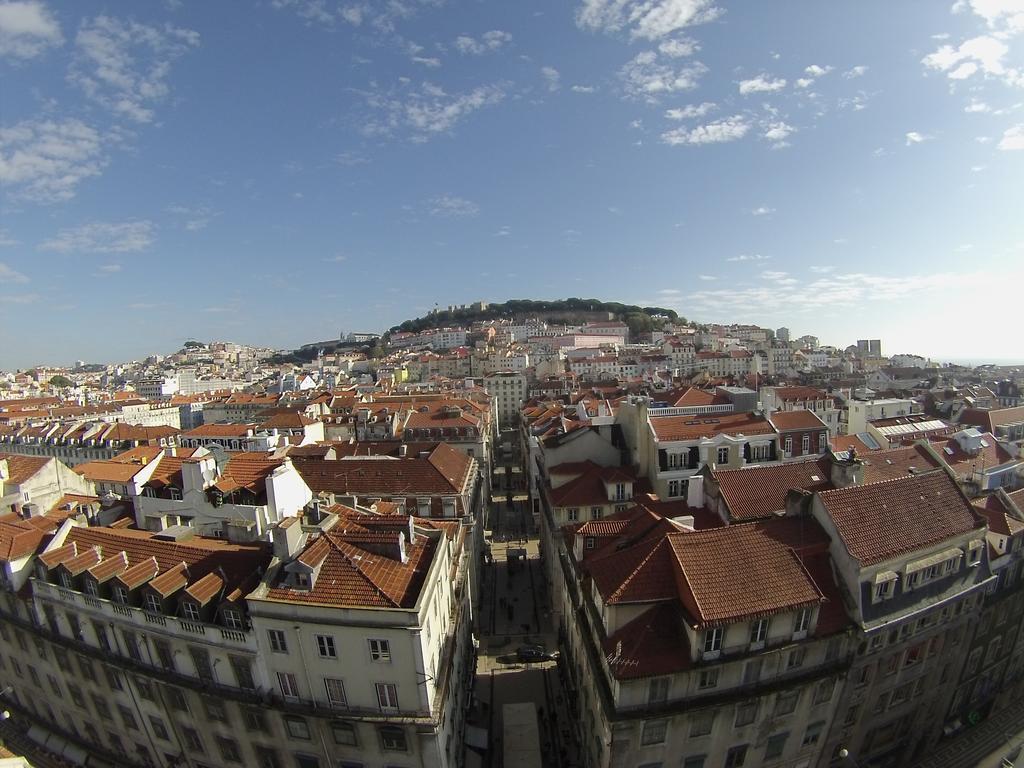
818,470,982,565
713,457,833,521
602,603,693,680
830,434,881,454
214,454,283,494
75,459,148,484
650,412,775,442
930,432,1016,475
769,409,828,432
973,493,1024,537
183,424,256,438
0,453,50,485
860,444,942,484
262,529,437,608
667,523,825,628
769,386,833,403
550,464,636,508
0,517,48,562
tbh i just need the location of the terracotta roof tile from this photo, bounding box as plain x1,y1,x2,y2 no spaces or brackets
714,457,833,521
602,603,693,680
817,470,982,565
184,571,224,605
0,453,50,485
769,409,829,432
860,444,942,484
0,518,48,562
650,412,775,442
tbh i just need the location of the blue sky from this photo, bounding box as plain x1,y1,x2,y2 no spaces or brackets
1,0,1022,369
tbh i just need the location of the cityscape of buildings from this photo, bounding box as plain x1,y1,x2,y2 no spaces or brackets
0,311,1023,768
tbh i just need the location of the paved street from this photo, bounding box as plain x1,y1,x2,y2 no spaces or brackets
466,443,580,768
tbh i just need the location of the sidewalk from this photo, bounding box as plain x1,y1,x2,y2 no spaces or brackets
911,704,1024,768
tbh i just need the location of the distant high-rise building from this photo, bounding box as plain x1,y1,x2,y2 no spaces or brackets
857,339,882,356
776,326,790,343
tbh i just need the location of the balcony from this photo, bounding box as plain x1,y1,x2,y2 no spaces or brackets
30,578,257,652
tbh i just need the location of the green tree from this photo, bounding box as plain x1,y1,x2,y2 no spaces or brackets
49,375,74,388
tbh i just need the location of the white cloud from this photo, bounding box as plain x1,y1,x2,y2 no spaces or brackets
965,99,992,112
322,254,347,263
541,65,561,91
166,204,219,231
0,118,107,203
954,0,1024,33
905,131,932,145
795,77,814,89
0,0,62,59
738,74,786,95
662,115,748,145
411,55,440,67
999,124,1024,149
340,5,364,25
726,253,770,262
428,194,479,217
0,230,18,247
810,265,835,273
0,292,37,304
69,15,199,123
576,0,722,41
751,206,774,216
922,35,1016,85
571,84,597,93
363,82,506,140
658,37,698,57
763,121,795,145
843,65,868,78
658,288,682,294
39,220,154,253
455,30,512,55
0,261,28,283
271,0,337,25
697,274,716,281
620,50,707,100
804,64,832,78
664,101,715,119
96,263,121,273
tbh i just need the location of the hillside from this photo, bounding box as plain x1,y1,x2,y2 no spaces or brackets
388,298,682,337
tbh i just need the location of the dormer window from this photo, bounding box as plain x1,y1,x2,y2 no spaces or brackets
703,627,723,658
614,483,627,501
182,602,201,622
222,609,244,630
750,618,769,648
144,593,161,614
113,585,129,605
84,579,98,597
793,608,811,638
967,540,983,566
296,573,311,589
59,570,73,589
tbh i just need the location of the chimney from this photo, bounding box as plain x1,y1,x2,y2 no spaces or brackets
272,516,304,561
829,451,864,488
687,475,705,508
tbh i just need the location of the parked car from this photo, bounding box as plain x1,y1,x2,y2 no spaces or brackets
516,645,547,662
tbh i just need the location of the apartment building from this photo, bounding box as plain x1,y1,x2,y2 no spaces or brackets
0,505,473,768
482,372,528,429
810,469,992,766
760,386,841,435
555,503,851,768
1,453,95,516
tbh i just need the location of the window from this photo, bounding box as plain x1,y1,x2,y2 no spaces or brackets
724,744,748,768
698,668,719,689
380,725,408,751
182,728,204,753
774,690,798,716
105,666,124,691
122,630,142,662
784,437,793,454
590,506,602,520
647,684,671,708
190,646,213,681
254,747,281,768
217,736,242,763
793,608,811,636
222,608,244,629
786,648,806,670
278,672,299,700
765,732,788,760
331,721,358,746
641,720,668,745
904,643,924,667
144,593,162,614
165,686,188,712
325,678,347,708
91,694,111,719
316,634,337,658
683,758,706,768
717,447,729,464
376,682,399,711
369,639,391,662
182,601,202,621
204,698,227,722
149,716,169,741
813,678,835,705
703,627,723,655
734,701,757,727
92,621,111,652
294,756,320,768
284,715,311,740
668,480,681,498
113,585,129,605
267,628,288,653
153,638,175,671
802,721,824,747
230,655,255,690
743,659,762,684
874,579,894,602
567,508,579,522
68,684,86,709
77,654,96,683
118,704,138,731
243,708,266,732
135,676,155,701
750,618,769,646
802,435,810,453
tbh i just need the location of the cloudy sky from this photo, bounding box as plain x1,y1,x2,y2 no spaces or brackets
1,0,1022,368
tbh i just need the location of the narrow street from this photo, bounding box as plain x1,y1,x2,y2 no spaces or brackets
465,436,581,768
